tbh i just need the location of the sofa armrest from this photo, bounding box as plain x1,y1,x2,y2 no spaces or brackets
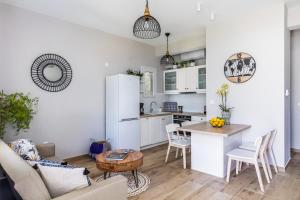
36,143,55,158
52,175,127,200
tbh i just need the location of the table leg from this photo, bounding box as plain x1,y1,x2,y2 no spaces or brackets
134,170,139,187
104,172,107,180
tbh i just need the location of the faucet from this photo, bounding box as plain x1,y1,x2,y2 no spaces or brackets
150,101,158,113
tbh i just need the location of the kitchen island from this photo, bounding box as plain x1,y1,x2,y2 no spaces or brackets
178,122,251,177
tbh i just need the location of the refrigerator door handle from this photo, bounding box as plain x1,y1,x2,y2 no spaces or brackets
120,117,139,122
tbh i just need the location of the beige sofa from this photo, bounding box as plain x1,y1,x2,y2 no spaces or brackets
0,139,127,200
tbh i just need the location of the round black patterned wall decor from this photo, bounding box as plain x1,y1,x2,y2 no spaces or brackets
31,54,72,92
224,52,256,83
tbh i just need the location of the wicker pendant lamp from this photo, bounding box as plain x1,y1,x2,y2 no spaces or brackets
160,33,175,66
133,0,161,39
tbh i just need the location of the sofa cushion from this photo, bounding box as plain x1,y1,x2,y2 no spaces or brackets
0,140,51,200
10,139,41,161
37,163,91,198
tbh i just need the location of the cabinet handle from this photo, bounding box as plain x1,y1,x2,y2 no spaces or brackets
162,118,165,120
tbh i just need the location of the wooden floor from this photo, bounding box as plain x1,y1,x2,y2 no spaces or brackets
70,145,300,200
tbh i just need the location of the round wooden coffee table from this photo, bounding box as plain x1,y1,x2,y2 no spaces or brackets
96,150,144,187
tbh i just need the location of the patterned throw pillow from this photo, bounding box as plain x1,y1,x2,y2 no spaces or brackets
10,139,41,161
37,163,91,198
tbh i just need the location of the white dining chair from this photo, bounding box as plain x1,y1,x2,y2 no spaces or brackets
226,136,265,192
165,123,191,169
238,132,272,183
181,121,199,153
268,130,278,174
238,130,278,178
181,121,199,139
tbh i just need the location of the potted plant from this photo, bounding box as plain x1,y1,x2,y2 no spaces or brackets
0,91,38,139
126,69,143,79
216,83,233,125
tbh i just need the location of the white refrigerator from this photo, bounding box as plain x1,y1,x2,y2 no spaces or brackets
106,74,140,151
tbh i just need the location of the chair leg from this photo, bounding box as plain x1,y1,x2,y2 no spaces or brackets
175,148,179,158
182,148,187,169
254,162,265,192
260,154,270,183
264,153,272,179
236,161,239,175
270,150,278,173
165,145,171,163
226,158,232,182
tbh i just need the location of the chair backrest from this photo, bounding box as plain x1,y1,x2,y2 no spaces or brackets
165,123,180,143
181,121,199,127
259,132,272,155
268,129,277,150
254,136,263,159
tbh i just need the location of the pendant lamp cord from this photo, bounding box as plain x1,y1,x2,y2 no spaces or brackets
144,0,150,16
166,35,170,55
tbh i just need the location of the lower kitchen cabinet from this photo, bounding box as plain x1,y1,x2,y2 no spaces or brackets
140,115,173,148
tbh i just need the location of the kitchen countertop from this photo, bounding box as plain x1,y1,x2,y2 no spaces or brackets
177,122,251,137
140,112,206,118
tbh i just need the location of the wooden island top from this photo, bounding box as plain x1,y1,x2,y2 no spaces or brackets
178,122,251,137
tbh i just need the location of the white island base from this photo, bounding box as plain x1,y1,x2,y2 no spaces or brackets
178,123,251,178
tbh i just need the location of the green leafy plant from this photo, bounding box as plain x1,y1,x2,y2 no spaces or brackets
0,91,38,138
126,69,143,78
216,83,234,112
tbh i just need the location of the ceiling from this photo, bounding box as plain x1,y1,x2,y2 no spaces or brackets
1,0,299,47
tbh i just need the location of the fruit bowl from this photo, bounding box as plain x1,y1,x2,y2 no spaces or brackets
209,117,225,128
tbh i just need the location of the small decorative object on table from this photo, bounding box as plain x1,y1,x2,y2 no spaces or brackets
106,152,128,161
209,117,225,128
216,83,234,125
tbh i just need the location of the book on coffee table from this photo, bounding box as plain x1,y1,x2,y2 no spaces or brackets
106,152,128,161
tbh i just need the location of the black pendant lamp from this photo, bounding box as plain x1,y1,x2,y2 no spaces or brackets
133,0,161,39
160,33,175,66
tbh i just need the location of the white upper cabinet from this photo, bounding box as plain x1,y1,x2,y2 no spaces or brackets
163,66,205,94
177,68,186,92
186,67,198,92
163,69,179,94
196,65,206,93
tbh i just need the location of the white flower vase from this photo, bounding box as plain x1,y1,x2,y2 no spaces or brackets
221,111,231,125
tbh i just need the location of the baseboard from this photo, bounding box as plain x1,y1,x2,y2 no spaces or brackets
291,148,300,153
140,141,168,150
64,154,89,162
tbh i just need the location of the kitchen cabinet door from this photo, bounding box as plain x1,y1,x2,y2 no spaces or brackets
149,117,162,144
196,65,206,93
160,115,173,141
140,118,151,147
177,68,187,92
164,70,179,94
191,116,207,122
186,67,197,92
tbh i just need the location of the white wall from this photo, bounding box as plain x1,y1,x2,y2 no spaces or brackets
291,29,300,150
284,6,291,164
206,2,289,167
288,4,300,30
0,4,158,159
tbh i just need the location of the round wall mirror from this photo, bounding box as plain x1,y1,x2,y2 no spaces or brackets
43,65,63,82
31,54,72,92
